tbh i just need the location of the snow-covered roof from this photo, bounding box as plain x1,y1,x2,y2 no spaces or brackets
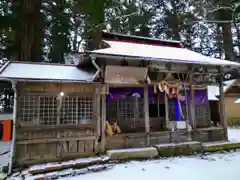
207,79,235,101
91,40,240,67
0,62,93,82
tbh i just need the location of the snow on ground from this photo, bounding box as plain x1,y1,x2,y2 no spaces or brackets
59,151,240,180
3,128,240,179
28,156,109,172
228,127,240,142
0,141,11,168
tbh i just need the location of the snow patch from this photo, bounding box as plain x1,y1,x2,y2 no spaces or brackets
28,156,109,172
107,147,157,153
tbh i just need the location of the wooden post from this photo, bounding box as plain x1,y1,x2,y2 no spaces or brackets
164,92,169,129
95,89,101,153
144,86,150,146
100,93,106,153
219,75,228,140
189,74,196,139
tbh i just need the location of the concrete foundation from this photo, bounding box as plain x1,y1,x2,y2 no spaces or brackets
154,141,202,156
107,147,159,160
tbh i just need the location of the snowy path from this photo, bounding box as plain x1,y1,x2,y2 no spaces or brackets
62,151,240,180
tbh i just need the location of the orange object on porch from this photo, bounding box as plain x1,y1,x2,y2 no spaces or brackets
2,120,12,141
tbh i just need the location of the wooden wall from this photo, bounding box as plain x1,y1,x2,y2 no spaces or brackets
15,126,96,165
106,128,225,150
14,82,102,166
224,96,240,119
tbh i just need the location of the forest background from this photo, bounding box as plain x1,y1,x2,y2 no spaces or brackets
0,0,240,63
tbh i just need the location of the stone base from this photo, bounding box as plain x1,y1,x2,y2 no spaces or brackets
107,147,159,160
154,141,202,156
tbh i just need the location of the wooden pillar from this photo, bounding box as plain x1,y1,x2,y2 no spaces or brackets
189,74,196,139
100,93,106,153
219,75,228,140
164,92,169,129
95,90,101,153
189,85,196,129
144,86,150,146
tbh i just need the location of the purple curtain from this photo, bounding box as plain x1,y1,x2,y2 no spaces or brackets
107,87,208,105
185,89,208,105
106,87,158,102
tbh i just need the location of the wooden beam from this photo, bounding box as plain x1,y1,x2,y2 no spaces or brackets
16,136,97,145
219,75,228,140
144,86,150,146
148,63,220,74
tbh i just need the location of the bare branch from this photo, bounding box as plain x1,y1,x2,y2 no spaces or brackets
209,6,233,13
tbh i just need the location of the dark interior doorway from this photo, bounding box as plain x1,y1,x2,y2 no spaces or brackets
209,101,220,126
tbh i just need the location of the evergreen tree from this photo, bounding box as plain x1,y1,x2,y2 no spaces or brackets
47,0,72,63
11,0,44,62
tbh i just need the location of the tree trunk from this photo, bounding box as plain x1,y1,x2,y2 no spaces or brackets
217,0,234,60
12,0,42,62
169,0,181,41
221,23,234,60
30,0,43,62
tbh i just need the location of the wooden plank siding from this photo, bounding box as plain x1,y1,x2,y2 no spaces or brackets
14,82,102,166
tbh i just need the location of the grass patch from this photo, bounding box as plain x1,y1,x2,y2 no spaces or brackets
227,118,240,126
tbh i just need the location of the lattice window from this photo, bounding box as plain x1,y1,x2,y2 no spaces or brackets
77,97,93,124
60,96,93,125
195,104,209,127
39,96,57,125
60,96,77,125
19,94,93,126
117,97,144,120
107,96,144,128
118,98,135,120
195,105,208,117
19,95,39,125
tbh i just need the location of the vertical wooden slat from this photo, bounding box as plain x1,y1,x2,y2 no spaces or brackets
144,86,150,146
56,96,60,125
219,75,228,140
100,93,106,153
76,96,78,125
37,96,40,126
